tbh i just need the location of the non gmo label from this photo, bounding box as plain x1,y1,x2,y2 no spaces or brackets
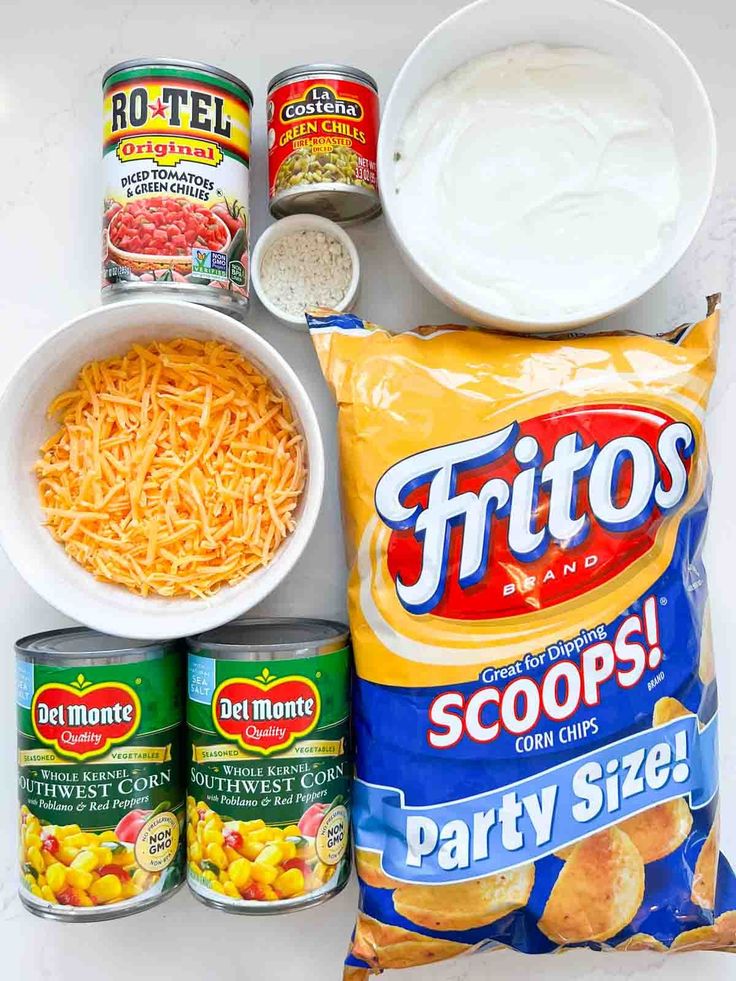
134,810,181,873
192,247,228,280
315,804,349,866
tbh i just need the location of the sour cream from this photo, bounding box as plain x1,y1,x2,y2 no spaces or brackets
394,44,681,323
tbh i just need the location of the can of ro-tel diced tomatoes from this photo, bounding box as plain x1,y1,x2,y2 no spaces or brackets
102,59,252,317
186,618,352,913
16,629,185,920
267,64,380,224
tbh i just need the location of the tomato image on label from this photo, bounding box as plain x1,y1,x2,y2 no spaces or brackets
109,198,229,256
213,666,320,755
31,677,140,761
299,802,330,837
116,805,160,844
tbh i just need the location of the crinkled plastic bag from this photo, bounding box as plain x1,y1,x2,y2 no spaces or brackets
308,299,736,974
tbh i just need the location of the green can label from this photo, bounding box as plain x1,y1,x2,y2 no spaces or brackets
187,647,351,908
17,651,185,914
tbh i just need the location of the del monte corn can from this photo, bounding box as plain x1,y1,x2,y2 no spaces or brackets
186,618,351,912
102,59,251,316
17,629,185,920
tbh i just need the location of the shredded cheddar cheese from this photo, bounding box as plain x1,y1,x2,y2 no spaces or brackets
35,338,306,598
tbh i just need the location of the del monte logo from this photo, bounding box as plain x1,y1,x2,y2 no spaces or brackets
32,675,141,761
213,667,320,757
376,404,695,619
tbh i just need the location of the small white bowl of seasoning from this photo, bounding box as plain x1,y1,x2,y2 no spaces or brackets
251,214,359,330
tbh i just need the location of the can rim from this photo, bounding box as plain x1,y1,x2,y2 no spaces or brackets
188,869,350,913
16,626,173,661
103,58,253,103
101,280,250,313
20,879,186,921
187,617,349,657
269,183,381,224
268,64,378,93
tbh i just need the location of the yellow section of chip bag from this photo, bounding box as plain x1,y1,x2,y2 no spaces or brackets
615,933,668,952
355,849,403,890
670,910,736,951
653,696,693,726
311,309,716,686
539,827,644,944
393,865,535,932
351,913,470,971
692,812,720,910
617,798,692,864
309,302,736,970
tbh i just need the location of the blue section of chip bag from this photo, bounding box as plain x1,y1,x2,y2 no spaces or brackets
306,311,367,332
349,500,730,960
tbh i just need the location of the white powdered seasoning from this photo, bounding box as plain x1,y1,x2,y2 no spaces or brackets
260,229,353,318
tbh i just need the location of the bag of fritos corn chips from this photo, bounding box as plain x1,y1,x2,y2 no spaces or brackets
308,298,736,973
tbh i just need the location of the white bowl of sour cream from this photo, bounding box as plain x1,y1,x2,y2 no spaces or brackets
379,0,716,331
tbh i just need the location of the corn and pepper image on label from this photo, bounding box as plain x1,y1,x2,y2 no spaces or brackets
19,803,177,909
186,803,344,902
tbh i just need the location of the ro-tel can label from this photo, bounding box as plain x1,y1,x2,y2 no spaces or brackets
186,644,351,910
267,65,380,223
102,60,251,307
17,643,185,917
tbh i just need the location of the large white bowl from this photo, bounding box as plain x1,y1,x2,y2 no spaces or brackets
0,300,324,639
378,0,717,331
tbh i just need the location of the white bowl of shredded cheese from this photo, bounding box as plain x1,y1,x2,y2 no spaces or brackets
378,0,716,331
251,215,360,329
0,299,325,639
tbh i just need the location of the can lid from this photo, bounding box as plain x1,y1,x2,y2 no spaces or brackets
103,58,253,104
268,64,378,94
16,627,172,661
187,617,349,656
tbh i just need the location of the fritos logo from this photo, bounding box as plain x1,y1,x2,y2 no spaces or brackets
32,676,140,761
375,405,694,619
213,667,320,756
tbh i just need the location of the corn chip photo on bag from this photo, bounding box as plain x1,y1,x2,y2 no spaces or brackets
306,298,736,972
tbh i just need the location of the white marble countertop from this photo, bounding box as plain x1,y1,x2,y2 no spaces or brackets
1,0,735,978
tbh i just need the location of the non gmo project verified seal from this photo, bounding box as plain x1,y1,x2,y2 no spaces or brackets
191,247,228,280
